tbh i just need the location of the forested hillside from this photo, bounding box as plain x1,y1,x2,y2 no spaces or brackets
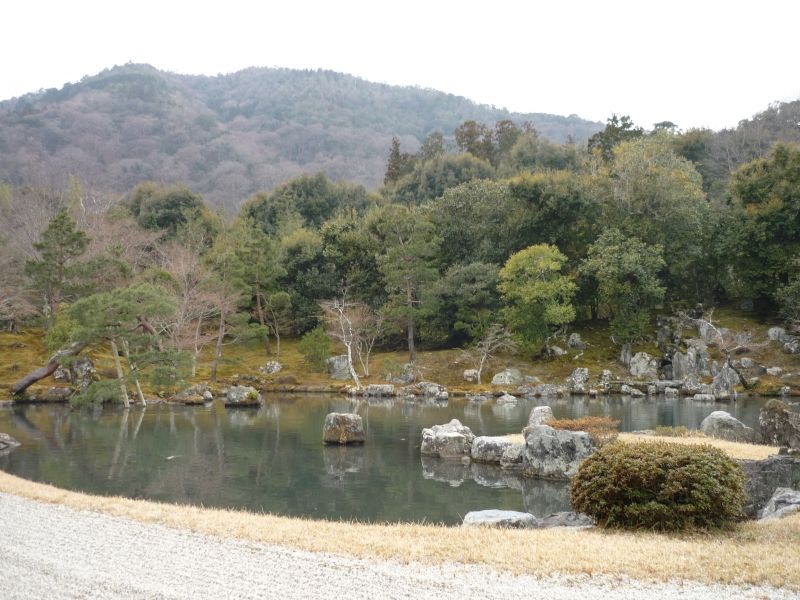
0,63,601,209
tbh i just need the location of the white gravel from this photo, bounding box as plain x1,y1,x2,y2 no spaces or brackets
0,492,795,600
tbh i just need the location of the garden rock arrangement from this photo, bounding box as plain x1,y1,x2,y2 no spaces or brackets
224,386,262,407
404,381,449,401
739,455,800,517
322,412,365,445
420,419,474,458
700,411,754,443
364,384,394,397
172,384,213,405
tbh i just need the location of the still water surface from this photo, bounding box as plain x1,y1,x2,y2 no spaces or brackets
0,394,768,524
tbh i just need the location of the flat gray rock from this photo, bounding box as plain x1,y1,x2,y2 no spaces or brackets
462,509,537,528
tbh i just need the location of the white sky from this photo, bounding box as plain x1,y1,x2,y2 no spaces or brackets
2,0,799,131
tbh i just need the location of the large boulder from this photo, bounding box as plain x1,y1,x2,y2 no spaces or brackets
404,381,448,401
471,436,515,464
760,402,800,449
739,455,800,517
0,433,21,454
758,487,800,520
326,355,352,380
711,362,741,399
566,368,589,394
420,419,475,458
225,385,261,406
768,326,792,344
629,352,658,379
672,340,710,380
491,368,524,386
462,509,537,529
528,405,554,427
700,411,754,443
522,425,594,479
322,413,365,444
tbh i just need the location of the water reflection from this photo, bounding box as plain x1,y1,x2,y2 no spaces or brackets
0,393,772,524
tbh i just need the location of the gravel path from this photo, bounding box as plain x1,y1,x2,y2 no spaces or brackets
0,492,795,600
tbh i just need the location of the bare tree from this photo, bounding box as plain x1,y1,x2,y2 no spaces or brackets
321,293,364,391
463,323,518,384
352,304,384,377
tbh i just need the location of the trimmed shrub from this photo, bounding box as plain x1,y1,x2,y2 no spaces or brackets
547,416,620,447
571,441,745,531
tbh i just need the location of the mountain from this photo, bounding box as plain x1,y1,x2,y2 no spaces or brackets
0,63,602,209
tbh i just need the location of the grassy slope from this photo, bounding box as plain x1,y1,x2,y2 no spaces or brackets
1,307,798,401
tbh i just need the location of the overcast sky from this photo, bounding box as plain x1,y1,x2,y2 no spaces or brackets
3,0,798,131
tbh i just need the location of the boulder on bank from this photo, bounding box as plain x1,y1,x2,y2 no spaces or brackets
700,411,754,443
567,333,586,350
225,385,261,406
528,406,554,427
471,436,514,464
0,433,21,453
405,381,449,401
420,419,474,458
491,368,524,386
364,384,395,397
760,401,800,449
740,455,800,517
522,425,594,479
322,412,365,444
534,511,594,529
758,487,800,520
326,355,352,380
566,368,589,394
462,509,536,529
463,369,479,383
259,361,282,375
629,352,658,379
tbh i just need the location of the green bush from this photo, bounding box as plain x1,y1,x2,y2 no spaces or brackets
71,380,123,407
570,441,745,531
298,326,331,372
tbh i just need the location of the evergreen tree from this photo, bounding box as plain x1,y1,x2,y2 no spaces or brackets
25,209,89,318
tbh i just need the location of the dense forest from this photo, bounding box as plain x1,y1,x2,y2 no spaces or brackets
0,63,601,210
2,86,800,400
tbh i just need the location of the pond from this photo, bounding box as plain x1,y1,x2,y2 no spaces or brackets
0,393,769,524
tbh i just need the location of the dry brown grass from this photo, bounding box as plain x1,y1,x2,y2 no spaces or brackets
1,471,798,589
618,433,779,461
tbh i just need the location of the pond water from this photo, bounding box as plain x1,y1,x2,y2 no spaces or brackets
0,394,770,524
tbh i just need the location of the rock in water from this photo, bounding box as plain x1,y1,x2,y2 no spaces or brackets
471,436,515,464
364,384,394,397
491,368,524,386
420,419,475,458
462,509,537,528
528,406,554,427
0,433,21,453
522,425,594,479
495,392,518,405
225,386,261,406
700,411,754,443
759,487,800,520
322,413,365,444
326,355,351,380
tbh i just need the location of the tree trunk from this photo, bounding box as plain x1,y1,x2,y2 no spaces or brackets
405,279,416,363
110,339,130,408
255,292,271,355
11,341,86,394
121,339,146,406
345,341,362,391
210,307,226,382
